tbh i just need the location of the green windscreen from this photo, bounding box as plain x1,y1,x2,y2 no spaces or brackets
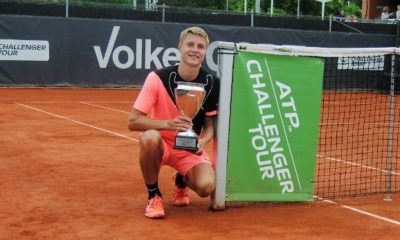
226,51,324,202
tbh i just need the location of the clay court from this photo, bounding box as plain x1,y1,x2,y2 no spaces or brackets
1,88,399,240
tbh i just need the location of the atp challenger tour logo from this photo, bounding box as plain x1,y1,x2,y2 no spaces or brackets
227,51,323,201
246,58,301,194
93,26,219,71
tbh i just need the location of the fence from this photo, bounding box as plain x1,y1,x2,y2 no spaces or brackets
0,0,397,35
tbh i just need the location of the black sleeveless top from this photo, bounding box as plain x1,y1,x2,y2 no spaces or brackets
155,65,220,135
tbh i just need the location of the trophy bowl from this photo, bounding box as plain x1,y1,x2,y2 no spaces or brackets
174,82,206,151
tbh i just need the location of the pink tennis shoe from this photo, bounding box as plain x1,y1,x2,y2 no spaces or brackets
145,194,165,219
173,185,190,206
173,173,190,206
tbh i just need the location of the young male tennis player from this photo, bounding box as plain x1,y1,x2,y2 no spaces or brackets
128,26,220,219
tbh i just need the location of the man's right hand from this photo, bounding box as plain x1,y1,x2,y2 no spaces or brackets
166,115,193,131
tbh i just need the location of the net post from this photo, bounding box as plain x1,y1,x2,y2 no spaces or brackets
384,53,396,202
211,41,235,210
65,0,69,18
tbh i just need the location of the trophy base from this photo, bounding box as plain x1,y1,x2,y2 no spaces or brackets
174,131,198,152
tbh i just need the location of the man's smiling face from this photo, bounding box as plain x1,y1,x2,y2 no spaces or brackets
178,33,207,68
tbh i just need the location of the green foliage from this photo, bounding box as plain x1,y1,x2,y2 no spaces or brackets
233,0,253,12
261,0,325,16
345,3,361,17
260,0,361,17
158,0,225,9
265,7,287,16
326,0,361,17
70,0,135,4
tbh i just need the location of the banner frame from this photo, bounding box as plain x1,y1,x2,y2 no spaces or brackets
212,42,235,210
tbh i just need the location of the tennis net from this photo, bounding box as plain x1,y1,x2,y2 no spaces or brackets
262,46,399,199
315,49,399,199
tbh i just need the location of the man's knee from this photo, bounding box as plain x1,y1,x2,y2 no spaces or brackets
195,178,215,198
139,130,162,150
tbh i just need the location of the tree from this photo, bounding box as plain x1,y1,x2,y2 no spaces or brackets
326,0,361,17
157,0,225,9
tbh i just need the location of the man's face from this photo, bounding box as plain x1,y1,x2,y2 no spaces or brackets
179,33,207,67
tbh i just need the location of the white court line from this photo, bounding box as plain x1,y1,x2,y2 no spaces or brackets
320,122,399,126
16,103,138,143
317,154,400,176
80,101,130,114
21,100,132,104
314,195,400,226
342,205,400,226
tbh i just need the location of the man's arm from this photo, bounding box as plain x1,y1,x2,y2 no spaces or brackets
196,116,215,154
128,108,168,131
128,108,193,132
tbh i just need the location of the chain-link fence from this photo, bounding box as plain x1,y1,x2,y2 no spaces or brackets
0,0,230,18
0,0,397,35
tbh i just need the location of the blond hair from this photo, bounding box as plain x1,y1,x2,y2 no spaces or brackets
179,27,209,47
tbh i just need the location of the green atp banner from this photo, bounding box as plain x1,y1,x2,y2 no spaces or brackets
226,50,324,202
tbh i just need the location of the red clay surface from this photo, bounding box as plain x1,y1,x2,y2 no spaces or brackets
1,88,399,240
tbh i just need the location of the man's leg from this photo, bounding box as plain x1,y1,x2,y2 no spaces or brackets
139,129,163,187
185,163,215,198
139,130,165,219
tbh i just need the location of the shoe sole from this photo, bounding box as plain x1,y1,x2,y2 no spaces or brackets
145,213,165,219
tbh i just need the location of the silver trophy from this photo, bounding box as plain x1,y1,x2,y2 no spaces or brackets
174,82,206,151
